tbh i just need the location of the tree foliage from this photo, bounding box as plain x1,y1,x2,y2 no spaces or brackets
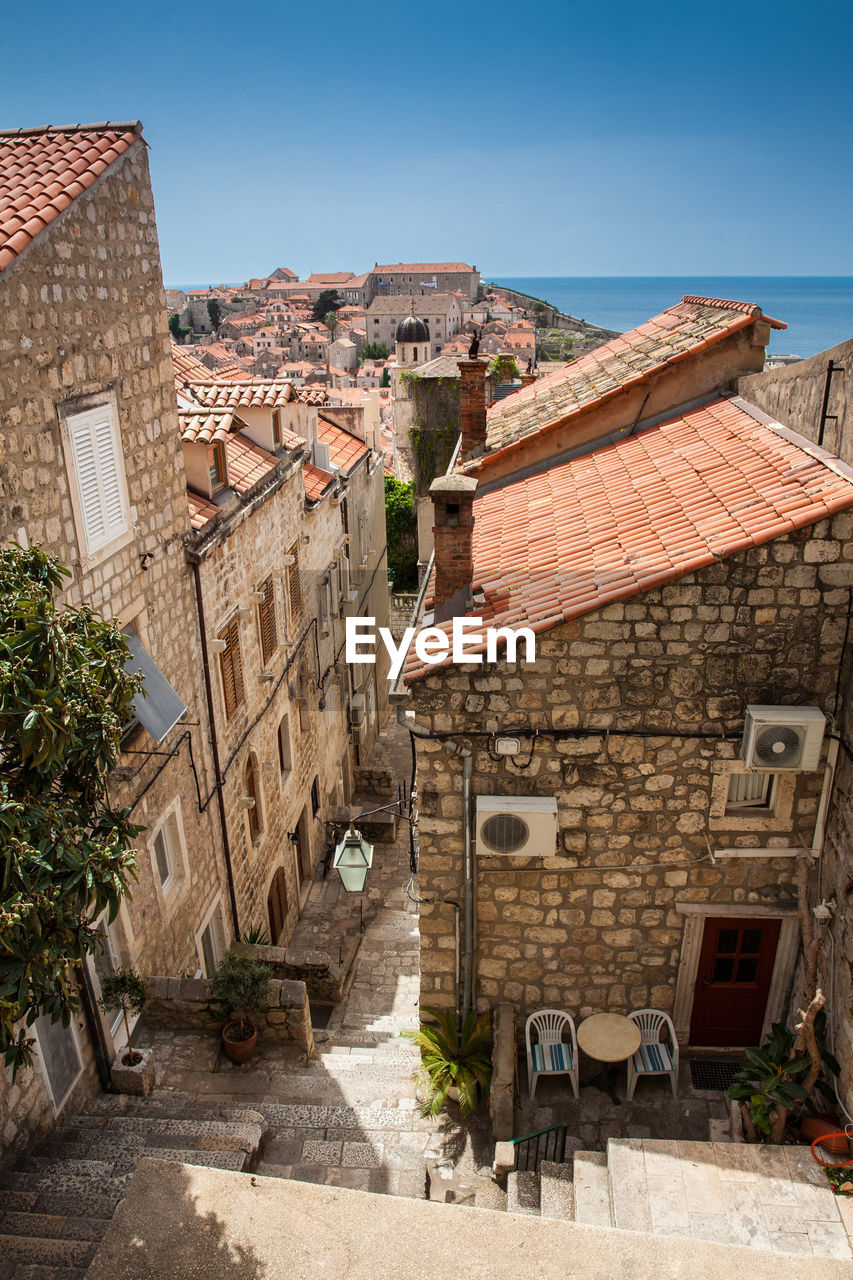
206,299,222,331
0,546,143,1076
362,342,390,360
311,290,342,323
384,477,418,591
405,1006,492,1117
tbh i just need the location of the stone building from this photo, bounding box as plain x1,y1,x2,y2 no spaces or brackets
398,393,853,1058
0,123,228,1159
366,293,463,358
366,262,480,304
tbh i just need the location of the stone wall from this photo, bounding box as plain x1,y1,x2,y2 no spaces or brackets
144,974,313,1054
736,338,853,466
410,519,853,1032
232,938,361,1004
390,593,419,639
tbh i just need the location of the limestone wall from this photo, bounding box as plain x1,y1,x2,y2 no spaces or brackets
144,974,313,1054
410,519,853,1031
232,938,361,1004
736,339,853,466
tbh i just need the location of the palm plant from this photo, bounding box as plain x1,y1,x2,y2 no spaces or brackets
406,1007,492,1117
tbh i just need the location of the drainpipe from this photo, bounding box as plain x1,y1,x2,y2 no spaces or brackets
192,561,241,942
815,736,840,902
76,962,113,1092
444,900,463,1027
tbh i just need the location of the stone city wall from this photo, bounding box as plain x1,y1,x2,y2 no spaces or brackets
410,520,853,1027
736,338,853,467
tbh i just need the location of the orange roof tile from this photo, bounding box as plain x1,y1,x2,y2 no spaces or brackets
305,272,354,285
303,461,336,501
317,414,370,472
224,433,279,493
0,122,142,274
184,379,300,412
171,342,212,383
179,407,236,444
403,396,853,681
187,490,219,530
478,296,788,464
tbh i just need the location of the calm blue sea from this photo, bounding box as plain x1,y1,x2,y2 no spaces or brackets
491,277,853,360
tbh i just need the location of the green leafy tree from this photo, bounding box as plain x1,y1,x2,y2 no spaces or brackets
96,968,148,1063
206,299,222,331
311,289,342,323
362,342,390,360
168,313,182,341
381,367,390,388
323,311,340,342
384,477,418,591
0,546,143,1077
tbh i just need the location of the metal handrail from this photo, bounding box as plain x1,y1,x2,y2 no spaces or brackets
510,1120,569,1172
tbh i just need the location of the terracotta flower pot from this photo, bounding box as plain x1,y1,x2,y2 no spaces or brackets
222,1020,258,1064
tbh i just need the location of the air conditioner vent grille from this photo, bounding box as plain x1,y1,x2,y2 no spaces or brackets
481,812,529,854
753,724,803,768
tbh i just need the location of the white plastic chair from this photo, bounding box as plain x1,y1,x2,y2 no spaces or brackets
626,1009,679,1100
525,1009,579,1100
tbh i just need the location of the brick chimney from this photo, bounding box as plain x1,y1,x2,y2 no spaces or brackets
430,474,478,623
520,371,536,388
458,358,488,459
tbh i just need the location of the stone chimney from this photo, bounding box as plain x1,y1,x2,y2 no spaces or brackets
430,474,478,623
520,371,536,388
458,358,488,459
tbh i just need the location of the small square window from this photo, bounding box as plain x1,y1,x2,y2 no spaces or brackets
725,773,776,815
208,442,227,492
153,827,172,889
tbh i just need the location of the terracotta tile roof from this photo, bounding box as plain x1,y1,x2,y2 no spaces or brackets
171,343,212,382
373,262,474,274
367,293,459,316
297,387,328,405
303,461,336,501
403,396,853,681
344,273,369,288
414,355,463,379
215,364,255,381
305,272,354,285
187,490,219,530
0,122,141,274
179,377,297,414
479,296,789,463
179,407,237,444
224,433,280,493
317,414,370,473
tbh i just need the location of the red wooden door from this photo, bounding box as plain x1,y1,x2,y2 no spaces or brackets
267,868,288,945
689,917,781,1046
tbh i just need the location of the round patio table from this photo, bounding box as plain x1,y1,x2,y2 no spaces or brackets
577,1013,641,1105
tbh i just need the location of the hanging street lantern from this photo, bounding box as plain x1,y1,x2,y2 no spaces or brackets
332,825,374,892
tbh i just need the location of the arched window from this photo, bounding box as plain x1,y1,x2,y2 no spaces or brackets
244,757,261,840
412,347,418,361
267,867,288,945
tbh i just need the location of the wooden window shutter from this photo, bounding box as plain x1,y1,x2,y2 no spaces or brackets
258,576,278,664
245,760,260,838
287,542,302,619
67,408,129,554
218,618,245,718
267,867,288,944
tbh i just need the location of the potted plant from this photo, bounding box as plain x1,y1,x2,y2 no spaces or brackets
209,950,271,1064
97,968,154,1096
405,1006,492,1118
727,1011,840,1143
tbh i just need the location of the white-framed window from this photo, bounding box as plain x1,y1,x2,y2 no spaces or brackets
61,399,132,561
196,896,227,978
277,714,293,779
726,773,777,815
148,800,189,909
33,1010,84,1114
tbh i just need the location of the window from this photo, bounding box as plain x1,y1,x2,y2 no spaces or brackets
258,576,278,664
311,776,320,818
218,617,245,718
287,543,303,619
153,824,173,889
209,442,227,491
198,901,226,978
64,403,130,557
34,1011,83,1112
272,409,282,447
245,758,262,840
277,714,292,777
726,773,776,814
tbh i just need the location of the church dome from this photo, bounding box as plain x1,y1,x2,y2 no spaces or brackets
396,314,430,343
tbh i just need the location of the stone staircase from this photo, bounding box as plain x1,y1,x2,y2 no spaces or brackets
484,1137,853,1261
0,1093,267,1279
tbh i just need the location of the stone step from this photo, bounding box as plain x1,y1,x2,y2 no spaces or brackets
572,1151,612,1227
0,1210,110,1242
257,1101,416,1132
0,1232,95,1269
539,1160,574,1221
474,1176,508,1212
7,1266,87,1280
82,1094,265,1126
608,1138,652,1233
506,1169,540,1215
0,1188,123,1222
69,1114,266,1156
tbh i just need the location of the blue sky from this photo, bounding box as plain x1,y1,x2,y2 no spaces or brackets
3,0,851,282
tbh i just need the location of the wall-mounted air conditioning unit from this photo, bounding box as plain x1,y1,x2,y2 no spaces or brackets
349,693,365,726
475,796,558,858
741,705,827,772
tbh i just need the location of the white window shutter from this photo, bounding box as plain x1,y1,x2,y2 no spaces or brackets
67,408,129,554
